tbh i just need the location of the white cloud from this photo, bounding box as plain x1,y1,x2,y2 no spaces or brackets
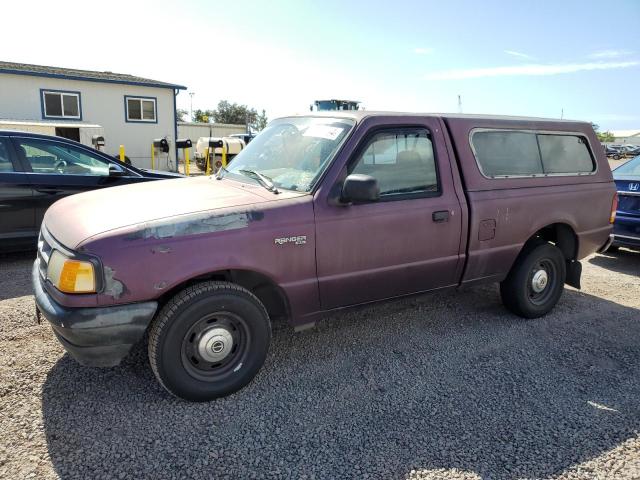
414,47,434,55
504,50,533,60
424,61,640,80
589,49,633,59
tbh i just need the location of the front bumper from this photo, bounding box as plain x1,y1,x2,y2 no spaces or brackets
33,261,158,367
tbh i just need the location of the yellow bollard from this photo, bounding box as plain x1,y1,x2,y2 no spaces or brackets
185,147,190,176
205,147,211,176
221,141,227,167
119,145,125,163
151,144,155,170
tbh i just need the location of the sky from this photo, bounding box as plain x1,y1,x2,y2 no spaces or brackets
2,0,639,130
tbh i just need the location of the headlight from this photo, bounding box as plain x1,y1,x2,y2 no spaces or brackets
47,250,96,294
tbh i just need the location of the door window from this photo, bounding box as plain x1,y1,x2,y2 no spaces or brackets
17,138,110,176
0,139,15,172
350,128,439,198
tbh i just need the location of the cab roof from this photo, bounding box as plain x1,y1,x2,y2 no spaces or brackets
283,110,590,125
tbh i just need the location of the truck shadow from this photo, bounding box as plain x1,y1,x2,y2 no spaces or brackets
41,286,640,479
589,249,640,276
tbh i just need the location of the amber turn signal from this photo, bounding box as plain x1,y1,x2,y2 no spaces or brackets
47,251,96,294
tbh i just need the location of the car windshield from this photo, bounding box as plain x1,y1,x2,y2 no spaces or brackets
614,155,640,178
225,116,355,192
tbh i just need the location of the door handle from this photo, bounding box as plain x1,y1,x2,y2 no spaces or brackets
432,210,449,223
35,188,62,194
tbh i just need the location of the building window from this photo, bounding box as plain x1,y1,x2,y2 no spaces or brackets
125,96,157,122
41,90,81,120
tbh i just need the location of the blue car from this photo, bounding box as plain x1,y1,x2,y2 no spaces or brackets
611,155,640,250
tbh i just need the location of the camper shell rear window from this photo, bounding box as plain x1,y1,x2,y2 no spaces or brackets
470,129,596,178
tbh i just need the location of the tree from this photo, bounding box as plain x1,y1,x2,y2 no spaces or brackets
598,131,615,143
176,108,188,122
592,123,615,143
190,101,268,130
192,109,215,123
252,109,269,131
212,100,257,125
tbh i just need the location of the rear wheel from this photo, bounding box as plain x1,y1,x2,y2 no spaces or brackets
500,242,566,318
148,282,271,401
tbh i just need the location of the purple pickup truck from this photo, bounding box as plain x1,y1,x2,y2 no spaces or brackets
33,112,617,401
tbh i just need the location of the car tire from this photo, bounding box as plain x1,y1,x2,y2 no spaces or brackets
606,245,620,253
148,281,271,401
613,154,621,160
500,242,566,319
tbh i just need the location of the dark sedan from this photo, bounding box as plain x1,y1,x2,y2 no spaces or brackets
0,131,181,251
611,155,640,251
605,145,624,160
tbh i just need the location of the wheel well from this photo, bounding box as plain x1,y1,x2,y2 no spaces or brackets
156,270,290,323
528,223,578,260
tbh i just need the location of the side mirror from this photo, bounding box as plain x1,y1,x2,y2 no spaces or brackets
109,163,127,177
341,174,380,204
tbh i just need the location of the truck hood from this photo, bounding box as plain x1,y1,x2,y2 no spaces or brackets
44,176,298,249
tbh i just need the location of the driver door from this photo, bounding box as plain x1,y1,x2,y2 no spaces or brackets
11,136,133,227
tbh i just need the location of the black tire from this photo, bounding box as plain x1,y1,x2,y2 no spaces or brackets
148,281,271,401
606,245,620,253
500,242,566,319
613,154,621,160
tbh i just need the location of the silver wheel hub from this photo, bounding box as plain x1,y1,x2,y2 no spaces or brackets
531,269,549,293
197,327,234,363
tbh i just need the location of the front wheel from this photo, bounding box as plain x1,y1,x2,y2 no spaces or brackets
148,282,271,401
500,242,566,318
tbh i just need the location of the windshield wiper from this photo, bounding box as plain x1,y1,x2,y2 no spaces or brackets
238,169,280,194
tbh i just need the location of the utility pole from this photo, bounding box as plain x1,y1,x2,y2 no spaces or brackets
560,108,564,120
189,92,195,122
458,95,463,114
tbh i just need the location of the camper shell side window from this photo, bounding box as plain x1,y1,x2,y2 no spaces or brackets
469,128,596,179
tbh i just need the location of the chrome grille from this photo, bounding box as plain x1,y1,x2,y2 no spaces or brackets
37,230,52,279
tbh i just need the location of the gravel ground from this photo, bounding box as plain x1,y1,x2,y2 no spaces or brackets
0,249,639,479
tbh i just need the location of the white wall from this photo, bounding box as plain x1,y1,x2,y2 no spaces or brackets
177,122,246,141
0,72,178,170
613,136,640,145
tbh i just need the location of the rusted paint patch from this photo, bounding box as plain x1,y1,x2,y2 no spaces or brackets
103,266,125,299
126,211,263,241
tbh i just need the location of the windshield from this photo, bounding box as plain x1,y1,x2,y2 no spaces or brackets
225,116,355,192
614,156,640,178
